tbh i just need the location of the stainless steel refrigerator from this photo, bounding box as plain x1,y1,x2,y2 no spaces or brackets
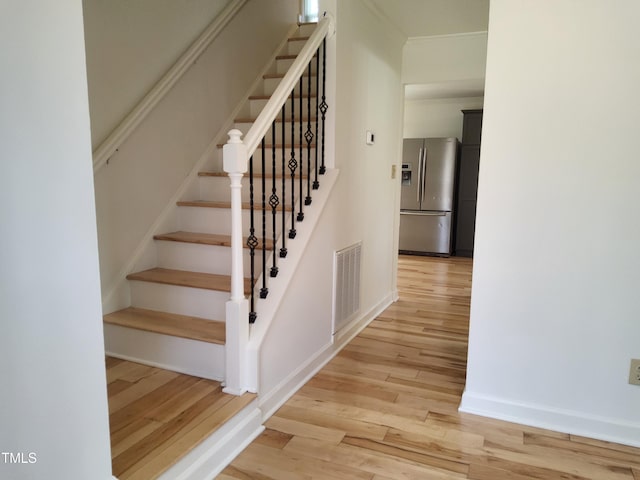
399,137,458,255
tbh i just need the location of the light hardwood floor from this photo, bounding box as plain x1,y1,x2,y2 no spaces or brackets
106,357,255,479
220,255,640,480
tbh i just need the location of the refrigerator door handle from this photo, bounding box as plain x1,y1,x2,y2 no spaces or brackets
400,210,447,216
421,147,428,205
417,148,424,204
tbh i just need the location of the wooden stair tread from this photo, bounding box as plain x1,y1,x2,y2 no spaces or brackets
104,307,225,344
198,171,307,180
216,143,317,149
154,231,273,250
234,116,317,123
288,36,310,42
249,94,317,100
126,267,251,292
264,73,314,79
177,200,293,211
275,53,317,61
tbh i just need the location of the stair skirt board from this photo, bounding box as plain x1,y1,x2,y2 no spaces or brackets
158,400,263,480
104,323,225,381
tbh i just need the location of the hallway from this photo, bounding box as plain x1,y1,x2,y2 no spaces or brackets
220,255,640,479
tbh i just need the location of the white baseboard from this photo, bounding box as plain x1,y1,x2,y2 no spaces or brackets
459,390,640,448
259,291,394,421
158,401,264,480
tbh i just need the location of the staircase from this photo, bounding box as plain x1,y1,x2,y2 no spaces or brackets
103,22,322,386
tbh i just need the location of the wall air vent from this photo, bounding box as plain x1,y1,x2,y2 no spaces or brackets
332,242,362,335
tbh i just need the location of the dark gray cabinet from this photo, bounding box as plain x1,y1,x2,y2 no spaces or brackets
454,109,482,257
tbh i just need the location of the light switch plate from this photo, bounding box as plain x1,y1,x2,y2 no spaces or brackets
629,359,640,386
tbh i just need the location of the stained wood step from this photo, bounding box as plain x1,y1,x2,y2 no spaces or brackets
126,267,251,292
288,36,310,42
198,171,307,180
154,231,273,250
177,200,293,211
104,307,225,344
234,116,317,123
273,53,317,62
216,143,317,149
249,94,317,100
263,72,314,79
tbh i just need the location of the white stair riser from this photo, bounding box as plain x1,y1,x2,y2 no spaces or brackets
263,77,317,96
198,175,309,204
104,324,225,381
234,121,318,144
156,241,263,277
178,205,289,237
298,23,318,36
207,149,319,177
250,98,317,118
287,39,306,55
276,57,318,76
130,281,228,320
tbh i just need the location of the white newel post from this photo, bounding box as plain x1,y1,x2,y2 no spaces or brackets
222,129,249,395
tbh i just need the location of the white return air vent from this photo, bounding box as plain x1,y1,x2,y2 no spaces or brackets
332,242,362,335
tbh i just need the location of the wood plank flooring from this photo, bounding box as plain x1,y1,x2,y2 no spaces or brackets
220,255,640,480
106,357,256,479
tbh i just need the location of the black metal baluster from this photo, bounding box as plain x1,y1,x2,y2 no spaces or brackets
288,86,297,239
260,138,268,299
247,155,258,323
269,121,279,277
297,76,304,222
313,46,320,190
319,37,328,175
305,59,313,205
280,104,287,257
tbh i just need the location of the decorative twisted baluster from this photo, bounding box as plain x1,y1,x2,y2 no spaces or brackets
313,46,320,190
288,86,297,239
280,104,287,258
246,153,258,323
269,120,279,277
260,138,268,299
319,38,328,175
297,76,304,222
305,58,314,205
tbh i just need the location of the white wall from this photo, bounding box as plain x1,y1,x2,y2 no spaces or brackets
83,0,232,146
258,0,404,404
402,32,487,85
94,0,298,309
0,1,112,479
401,31,486,141
461,0,640,447
404,96,484,140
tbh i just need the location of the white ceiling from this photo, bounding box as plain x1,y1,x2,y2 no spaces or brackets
366,0,490,101
368,0,490,38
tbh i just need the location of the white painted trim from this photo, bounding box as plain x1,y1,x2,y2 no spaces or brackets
259,291,394,421
100,23,301,313
245,169,340,391
359,0,407,43
405,31,488,44
157,400,264,480
92,0,247,173
459,391,640,449
332,292,393,347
